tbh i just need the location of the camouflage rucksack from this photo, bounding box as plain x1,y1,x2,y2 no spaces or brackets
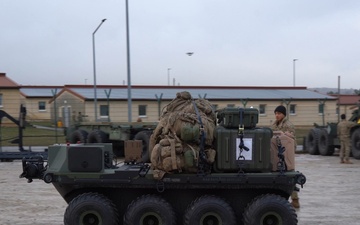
149,91,216,180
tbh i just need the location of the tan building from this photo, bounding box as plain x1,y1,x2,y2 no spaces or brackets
20,86,62,121
0,73,21,125
49,85,339,127
333,94,360,122
3,72,358,128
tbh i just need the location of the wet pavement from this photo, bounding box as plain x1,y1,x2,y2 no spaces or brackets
295,153,360,225
0,152,359,225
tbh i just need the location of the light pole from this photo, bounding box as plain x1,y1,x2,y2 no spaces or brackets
293,59,298,87
125,0,132,122
167,68,171,85
92,18,107,122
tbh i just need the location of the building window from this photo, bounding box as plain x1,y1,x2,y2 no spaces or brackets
227,104,235,108
290,104,296,115
318,103,324,115
259,104,266,114
0,94,2,107
38,101,46,111
139,105,147,117
100,105,109,117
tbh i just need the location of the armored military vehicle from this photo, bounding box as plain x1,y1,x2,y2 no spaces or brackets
306,106,360,159
20,106,306,225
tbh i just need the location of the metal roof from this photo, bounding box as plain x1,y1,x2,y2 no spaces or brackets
66,86,336,101
18,85,336,100
20,87,60,97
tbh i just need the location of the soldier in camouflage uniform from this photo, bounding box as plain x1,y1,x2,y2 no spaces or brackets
271,105,300,208
271,105,295,137
337,114,356,164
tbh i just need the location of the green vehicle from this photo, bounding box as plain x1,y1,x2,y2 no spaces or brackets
20,108,306,225
306,107,360,159
66,121,157,162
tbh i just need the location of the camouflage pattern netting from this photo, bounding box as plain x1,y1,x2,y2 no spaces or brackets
149,91,217,179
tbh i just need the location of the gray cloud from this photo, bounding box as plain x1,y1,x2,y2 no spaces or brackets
1,0,359,88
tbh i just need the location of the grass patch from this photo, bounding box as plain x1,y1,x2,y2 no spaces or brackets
0,125,66,147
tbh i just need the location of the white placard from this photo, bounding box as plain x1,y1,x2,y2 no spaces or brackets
236,138,253,160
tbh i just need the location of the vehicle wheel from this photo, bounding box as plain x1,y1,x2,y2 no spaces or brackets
123,194,176,225
64,192,119,225
69,129,88,144
351,128,360,159
306,128,320,155
243,194,297,225
318,129,334,156
184,195,236,225
87,130,109,143
134,131,152,163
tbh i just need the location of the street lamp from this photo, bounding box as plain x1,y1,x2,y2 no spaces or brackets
125,0,132,122
167,68,171,85
293,59,298,87
92,18,107,122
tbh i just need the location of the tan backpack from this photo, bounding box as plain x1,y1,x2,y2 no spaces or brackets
149,91,216,180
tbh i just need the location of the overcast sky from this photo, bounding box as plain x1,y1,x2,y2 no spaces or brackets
1,1,359,88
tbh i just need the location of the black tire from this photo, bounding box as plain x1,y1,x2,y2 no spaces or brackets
351,128,360,159
306,128,320,155
134,130,152,163
69,129,88,144
318,128,335,156
243,194,297,225
87,130,109,143
184,195,236,225
64,192,119,225
123,194,176,225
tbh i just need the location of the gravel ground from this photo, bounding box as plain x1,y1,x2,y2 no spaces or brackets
0,161,67,225
295,153,360,225
1,153,360,225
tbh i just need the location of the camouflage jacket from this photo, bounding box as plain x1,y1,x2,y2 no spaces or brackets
337,119,356,139
271,117,296,140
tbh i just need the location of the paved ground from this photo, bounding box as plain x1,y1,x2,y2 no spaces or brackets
0,152,359,225
295,153,360,225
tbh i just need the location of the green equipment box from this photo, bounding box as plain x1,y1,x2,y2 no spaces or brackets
214,126,273,172
217,107,259,129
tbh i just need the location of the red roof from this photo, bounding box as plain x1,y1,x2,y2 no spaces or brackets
332,94,360,106
0,73,19,88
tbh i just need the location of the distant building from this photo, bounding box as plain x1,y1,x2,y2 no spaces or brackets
2,72,355,127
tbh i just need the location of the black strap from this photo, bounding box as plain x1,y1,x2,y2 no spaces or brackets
192,101,208,175
276,136,287,174
239,108,244,128
238,108,249,154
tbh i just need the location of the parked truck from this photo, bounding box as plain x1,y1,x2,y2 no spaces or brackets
66,120,157,162
306,106,360,159
20,107,306,225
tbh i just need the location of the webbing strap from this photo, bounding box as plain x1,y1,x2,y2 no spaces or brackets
276,136,287,174
237,108,249,164
192,101,208,175
192,101,206,150
239,108,244,128
170,138,177,170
